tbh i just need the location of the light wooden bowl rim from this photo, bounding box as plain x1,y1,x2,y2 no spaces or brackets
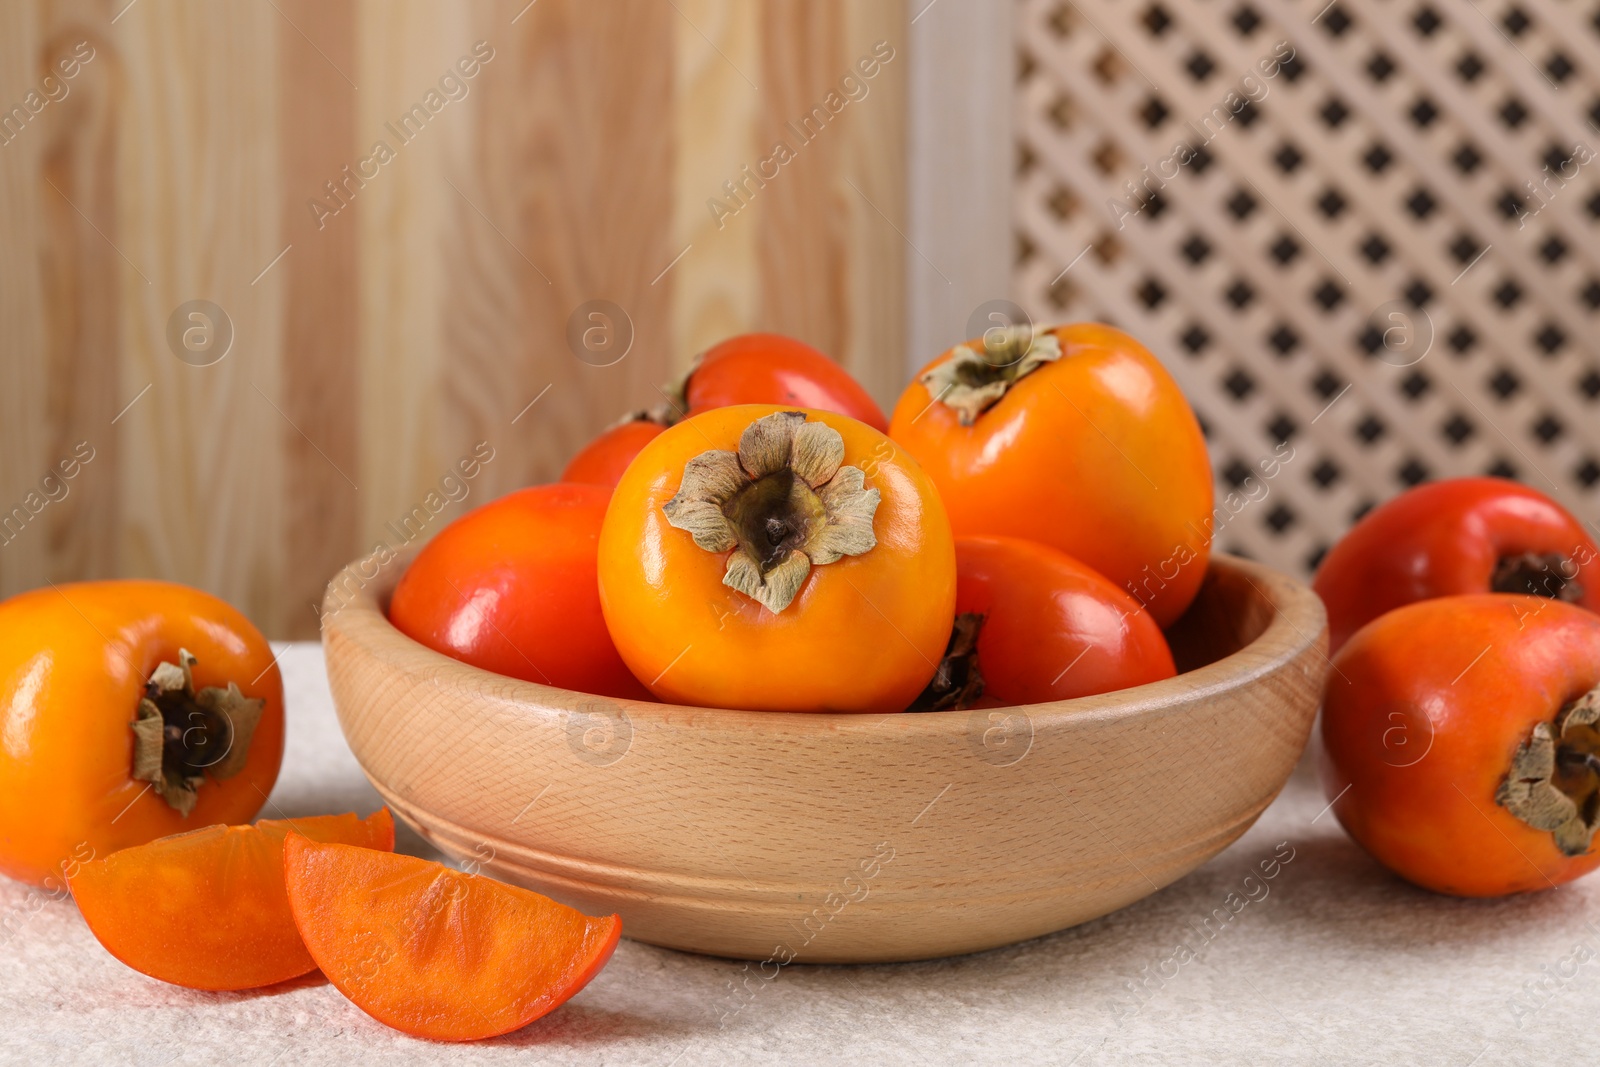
323,549,1324,730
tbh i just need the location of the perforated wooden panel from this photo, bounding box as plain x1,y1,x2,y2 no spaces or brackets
1013,0,1600,579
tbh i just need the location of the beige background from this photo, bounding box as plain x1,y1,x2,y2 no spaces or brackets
0,0,908,638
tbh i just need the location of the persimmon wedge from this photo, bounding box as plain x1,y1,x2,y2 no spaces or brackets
68,809,393,991
283,835,621,1042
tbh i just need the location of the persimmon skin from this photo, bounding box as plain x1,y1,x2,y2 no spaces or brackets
1314,477,1600,654
0,581,285,888
598,404,956,713
687,333,888,431
888,323,1213,628
389,484,649,700
560,420,666,489
283,835,621,1042
68,810,393,991
956,536,1175,705
1321,595,1600,897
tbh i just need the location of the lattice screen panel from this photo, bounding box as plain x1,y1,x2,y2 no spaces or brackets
1013,0,1600,579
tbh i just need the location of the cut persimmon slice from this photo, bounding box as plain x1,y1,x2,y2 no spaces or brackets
69,809,393,991
282,835,621,1041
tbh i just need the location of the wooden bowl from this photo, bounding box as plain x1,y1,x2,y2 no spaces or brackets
321,552,1326,963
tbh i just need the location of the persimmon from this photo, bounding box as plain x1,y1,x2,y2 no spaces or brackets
914,536,1175,710
678,333,888,431
0,581,284,888
283,835,620,1041
1314,477,1600,654
888,323,1214,627
389,484,649,700
598,405,955,712
560,415,667,489
1321,594,1600,896
69,810,393,990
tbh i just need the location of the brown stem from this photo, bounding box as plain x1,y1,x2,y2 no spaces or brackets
131,650,266,816
1497,684,1600,856
1490,552,1583,603
906,613,987,713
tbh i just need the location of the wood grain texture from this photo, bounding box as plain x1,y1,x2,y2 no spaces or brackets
321,553,1327,962
0,0,909,638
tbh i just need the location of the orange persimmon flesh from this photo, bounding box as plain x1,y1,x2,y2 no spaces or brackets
283,835,621,1041
69,809,394,991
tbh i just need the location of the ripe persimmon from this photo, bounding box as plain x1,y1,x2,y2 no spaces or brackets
1321,595,1600,896
69,810,393,990
0,581,284,888
389,484,649,700
1314,477,1600,654
888,323,1213,627
561,415,667,489
679,333,888,431
598,405,955,712
913,536,1175,710
283,834,621,1041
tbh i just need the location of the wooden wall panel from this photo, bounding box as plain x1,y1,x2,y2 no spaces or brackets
0,0,908,638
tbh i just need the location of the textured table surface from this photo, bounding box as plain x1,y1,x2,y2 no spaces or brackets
3,643,1596,1066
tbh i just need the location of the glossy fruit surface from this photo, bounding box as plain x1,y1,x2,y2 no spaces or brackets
955,536,1175,705
888,323,1214,627
599,404,955,712
283,835,621,1041
0,580,284,887
389,484,649,700
1314,477,1600,654
560,419,667,489
1321,594,1600,896
684,333,888,431
69,810,393,990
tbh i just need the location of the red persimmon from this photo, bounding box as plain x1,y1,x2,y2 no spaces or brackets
389,484,649,700
681,333,888,431
1321,594,1600,896
560,417,666,489
1314,477,1600,653
915,536,1176,709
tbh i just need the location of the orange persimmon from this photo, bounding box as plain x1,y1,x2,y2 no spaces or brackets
888,323,1214,627
681,333,888,431
1321,595,1600,896
598,405,955,712
283,835,620,1042
69,810,393,990
914,536,1175,709
389,484,649,700
0,581,285,888
561,416,667,489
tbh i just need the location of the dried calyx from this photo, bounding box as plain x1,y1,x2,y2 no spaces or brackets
920,325,1062,426
1490,552,1583,603
131,650,265,816
906,613,987,713
662,411,881,613
610,402,678,430
1498,685,1600,856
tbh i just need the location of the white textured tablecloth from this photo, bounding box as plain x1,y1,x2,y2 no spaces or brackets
3,642,1596,1066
